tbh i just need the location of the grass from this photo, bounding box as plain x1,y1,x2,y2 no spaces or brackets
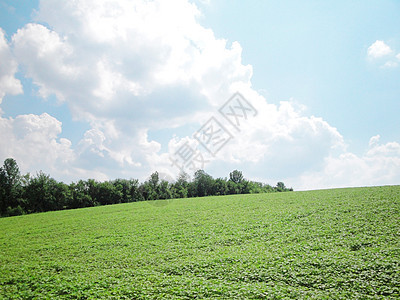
0,186,399,299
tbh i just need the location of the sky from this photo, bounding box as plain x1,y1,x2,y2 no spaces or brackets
0,0,399,190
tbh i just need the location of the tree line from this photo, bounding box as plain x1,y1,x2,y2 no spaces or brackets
0,158,293,217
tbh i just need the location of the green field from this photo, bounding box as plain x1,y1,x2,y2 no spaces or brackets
1,186,399,299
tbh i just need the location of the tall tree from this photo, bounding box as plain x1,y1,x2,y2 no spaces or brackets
213,178,228,196
0,158,23,215
158,180,172,200
173,172,190,198
68,181,94,209
227,180,240,195
149,172,159,190
229,170,244,184
193,170,214,197
129,179,143,202
276,182,287,192
25,172,58,213
95,181,123,205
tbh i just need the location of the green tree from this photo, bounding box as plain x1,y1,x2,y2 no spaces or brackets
227,180,240,195
0,165,8,215
239,180,251,194
227,170,245,195
53,182,73,210
0,158,23,216
274,182,292,192
193,170,214,197
247,181,263,194
158,180,172,200
149,171,159,190
25,172,59,213
68,180,94,208
140,182,157,200
94,181,123,205
138,171,161,200
213,178,228,196
110,178,140,202
229,170,244,184
173,172,190,198
129,179,143,202
86,179,98,204
262,183,275,193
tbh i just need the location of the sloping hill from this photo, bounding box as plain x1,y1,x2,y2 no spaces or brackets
1,186,399,298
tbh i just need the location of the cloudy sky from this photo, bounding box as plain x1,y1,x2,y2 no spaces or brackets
0,0,399,190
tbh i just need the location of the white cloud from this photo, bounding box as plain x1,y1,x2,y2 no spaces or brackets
159,90,345,183
369,134,380,147
0,112,71,174
381,61,398,68
297,136,400,190
9,0,255,180
367,40,392,59
79,128,108,157
367,40,400,68
1,0,399,189
0,28,23,103
0,111,110,181
218,98,344,171
12,23,81,102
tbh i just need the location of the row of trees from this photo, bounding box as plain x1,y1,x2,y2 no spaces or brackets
0,158,292,217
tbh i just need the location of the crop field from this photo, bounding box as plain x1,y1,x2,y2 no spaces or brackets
0,186,399,299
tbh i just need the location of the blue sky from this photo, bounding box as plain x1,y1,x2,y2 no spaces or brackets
0,0,399,189
198,0,400,148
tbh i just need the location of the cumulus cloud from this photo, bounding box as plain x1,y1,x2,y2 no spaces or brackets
212,96,345,179
0,28,23,103
1,0,399,189
367,40,400,68
156,90,345,183
297,136,400,190
12,23,83,102
0,111,111,181
9,0,256,179
367,40,392,59
0,112,72,174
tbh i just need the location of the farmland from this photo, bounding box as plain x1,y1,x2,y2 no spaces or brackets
0,186,399,299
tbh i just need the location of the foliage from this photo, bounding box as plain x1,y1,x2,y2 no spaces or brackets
229,169,244,184
193,170,214,197
24,171,61,213
0,186,399,298
0,158,23,215
0,158,292,217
